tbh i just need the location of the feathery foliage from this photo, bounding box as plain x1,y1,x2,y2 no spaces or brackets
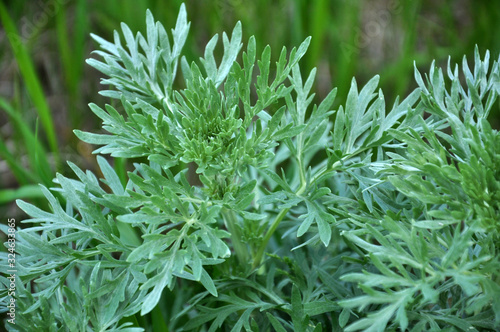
2,4,499,331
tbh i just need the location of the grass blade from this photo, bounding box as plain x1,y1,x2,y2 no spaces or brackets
0,185,44,204
0,2,60,167
0,97,53,186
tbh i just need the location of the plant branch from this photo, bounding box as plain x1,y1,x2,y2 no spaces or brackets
252,207,290,270
222,208,249,265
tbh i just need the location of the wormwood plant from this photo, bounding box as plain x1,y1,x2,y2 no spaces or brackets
2,4,500,331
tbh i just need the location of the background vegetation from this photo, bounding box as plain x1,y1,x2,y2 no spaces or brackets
1,0,500,240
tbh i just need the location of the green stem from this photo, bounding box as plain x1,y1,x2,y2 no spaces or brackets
222,208,249,265
309,160,341,186
252,144,367,269
308,147,370,187
297,157,307,195
180,196,212,206
253,153,308,270
252,207,290,270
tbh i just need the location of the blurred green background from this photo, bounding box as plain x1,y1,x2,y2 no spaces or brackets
1,0,500,218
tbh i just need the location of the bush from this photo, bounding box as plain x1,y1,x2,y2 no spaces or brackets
2,4,499,331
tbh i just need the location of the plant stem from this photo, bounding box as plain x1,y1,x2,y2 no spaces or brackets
222,208,249,265
252,207,290,270
252,161,309,270
252,142,345,270
180,196,212,206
